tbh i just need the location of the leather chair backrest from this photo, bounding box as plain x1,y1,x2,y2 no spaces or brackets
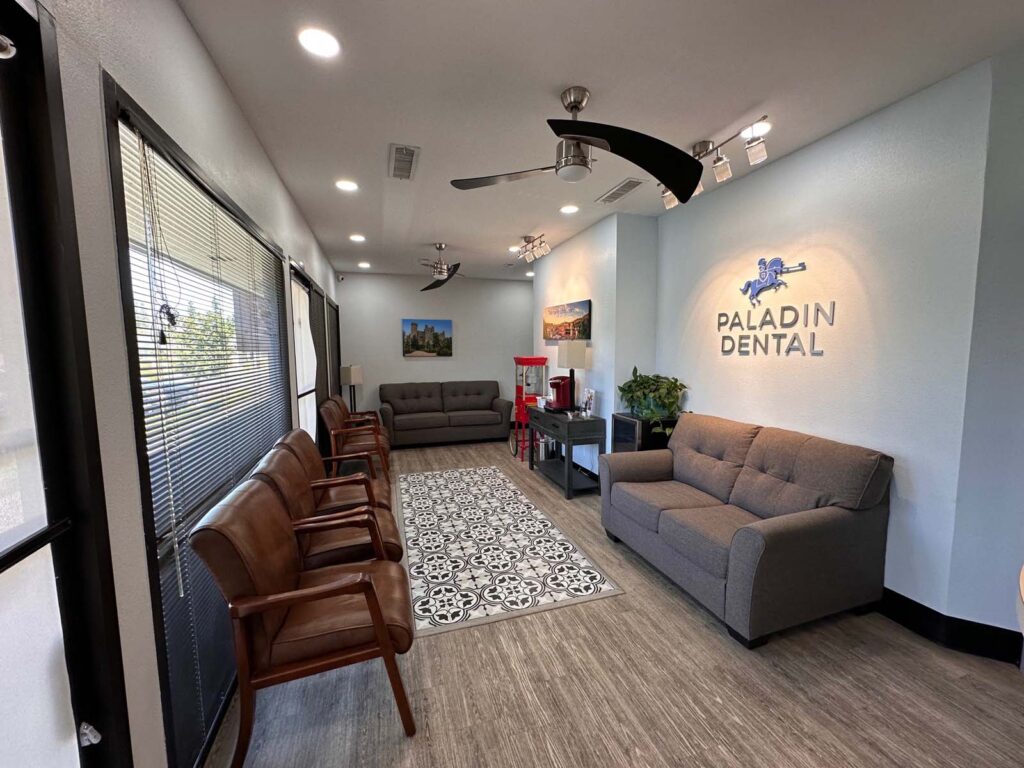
729,427,894,518
251,447,319,522
276,429,326,482
442,381,498,412
189,479,300,671
667,413,761,502
379,382,443,414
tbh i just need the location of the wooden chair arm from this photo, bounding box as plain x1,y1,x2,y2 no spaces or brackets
330,426,377,437
344,415,377,425
229,573,371,618
334,451,380,479
351,410,381,424
301,505,376,524
310,473,377,507
293,513,386,560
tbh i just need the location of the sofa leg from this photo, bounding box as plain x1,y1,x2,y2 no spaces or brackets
728,627,768,649
605,529,621,544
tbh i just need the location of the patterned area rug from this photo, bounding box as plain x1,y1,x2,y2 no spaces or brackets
398,466,621,636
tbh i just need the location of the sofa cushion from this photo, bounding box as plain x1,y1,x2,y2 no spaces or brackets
668,413,761,502
659,505,759,578
393,411,449,431
448,409,502,427
610,480,722,531
442,380,499,412
729,427,894,518
379,382,443,414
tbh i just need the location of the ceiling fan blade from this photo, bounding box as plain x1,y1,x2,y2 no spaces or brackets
450,166,555,190
547,119,703,203
420,262,461,291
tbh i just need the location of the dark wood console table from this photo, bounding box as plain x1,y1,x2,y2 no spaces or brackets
527,406,606,499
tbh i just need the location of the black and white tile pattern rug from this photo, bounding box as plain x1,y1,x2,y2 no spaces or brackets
399,466,621,635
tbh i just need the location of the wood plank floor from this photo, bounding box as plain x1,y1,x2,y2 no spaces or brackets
207,441,1024,767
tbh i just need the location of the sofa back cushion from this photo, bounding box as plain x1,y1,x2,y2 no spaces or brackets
729,427,894,518
668,413,761,502
442,380,498,412
379,382,443,414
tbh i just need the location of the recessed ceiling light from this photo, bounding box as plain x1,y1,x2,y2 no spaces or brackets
560,204,579,215
298,28,340,59
335,179,358,192
741,120,772,140
349,234,366,243
508,246,520,253
525,271,535,277
357,261,371,269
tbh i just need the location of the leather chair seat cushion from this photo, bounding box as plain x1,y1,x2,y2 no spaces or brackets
610,480,721,531
658,504,760,578
269,560,414,668
301,507,404,567
316,478,392,511
393,411,449,431
447,409,502,427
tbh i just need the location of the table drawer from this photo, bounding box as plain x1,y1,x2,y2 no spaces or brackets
528,408,566,437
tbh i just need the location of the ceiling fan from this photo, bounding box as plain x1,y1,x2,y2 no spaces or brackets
418,243,461,291
450,86,704,204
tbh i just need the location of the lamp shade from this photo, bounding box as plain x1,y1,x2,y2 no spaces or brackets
340,364,363,386
557,340,587,370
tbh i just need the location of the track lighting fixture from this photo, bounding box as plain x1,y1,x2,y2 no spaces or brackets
516,235,551,263
712,149,732,183
661,186,679,210
687,115,772,190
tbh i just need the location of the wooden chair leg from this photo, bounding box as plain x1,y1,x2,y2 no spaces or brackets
232,682,256,768
382,652,416,736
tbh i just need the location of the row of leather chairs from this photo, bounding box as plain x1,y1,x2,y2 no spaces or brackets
189,420,413,768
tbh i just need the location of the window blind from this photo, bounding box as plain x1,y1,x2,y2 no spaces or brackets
118,120,288,768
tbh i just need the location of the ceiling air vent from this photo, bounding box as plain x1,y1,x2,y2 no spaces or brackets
595,177,643,204
388,143,421,180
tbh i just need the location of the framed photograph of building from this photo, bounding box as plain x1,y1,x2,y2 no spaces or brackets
543,299,592,340
402,318,453,357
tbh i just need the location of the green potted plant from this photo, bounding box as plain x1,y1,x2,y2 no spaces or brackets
617,367,687,436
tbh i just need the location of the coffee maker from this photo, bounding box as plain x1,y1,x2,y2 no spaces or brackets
546,374,574,412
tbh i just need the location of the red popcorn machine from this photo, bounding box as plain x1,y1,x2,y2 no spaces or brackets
510,355,548,459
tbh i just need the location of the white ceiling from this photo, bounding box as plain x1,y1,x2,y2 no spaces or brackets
177,0,1024,280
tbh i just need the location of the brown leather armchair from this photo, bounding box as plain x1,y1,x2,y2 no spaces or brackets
320,399,391,479
330,393,382,427
190,479,416,767
276,428,392,512
252,446,404,564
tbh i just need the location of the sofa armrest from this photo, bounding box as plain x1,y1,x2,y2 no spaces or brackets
379,402,395,438
725,503,888,642
492,397,513,425
598,449,673,499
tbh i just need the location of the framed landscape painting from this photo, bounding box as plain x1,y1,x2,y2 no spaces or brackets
402,318,453,357
543,299,592,340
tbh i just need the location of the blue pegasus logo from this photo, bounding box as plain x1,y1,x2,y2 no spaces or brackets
740,257,807,306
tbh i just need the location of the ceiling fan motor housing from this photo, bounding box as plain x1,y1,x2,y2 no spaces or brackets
555,139,591,181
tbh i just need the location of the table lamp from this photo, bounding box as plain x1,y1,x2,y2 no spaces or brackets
339,364,363,410
556,340,587,411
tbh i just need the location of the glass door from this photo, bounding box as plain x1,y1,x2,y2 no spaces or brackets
0,2,130,766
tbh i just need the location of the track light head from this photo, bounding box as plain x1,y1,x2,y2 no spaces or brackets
661,186,679,210
745,137,768,165
712,150,732,183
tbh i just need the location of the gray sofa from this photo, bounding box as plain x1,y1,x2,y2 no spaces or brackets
379,381,513,447
600,413,894,646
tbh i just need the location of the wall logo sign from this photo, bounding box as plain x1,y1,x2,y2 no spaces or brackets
740,257,806,306
718,258,835,357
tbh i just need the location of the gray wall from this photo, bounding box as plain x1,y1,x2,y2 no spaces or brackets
337,273,533,410
43,0,338,763
949,44,1024,629
654,63,992,620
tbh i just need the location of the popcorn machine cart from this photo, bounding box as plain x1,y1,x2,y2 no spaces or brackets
510,356,548,458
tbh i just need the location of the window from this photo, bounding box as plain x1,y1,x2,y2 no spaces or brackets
116,118,289,767
291,278,317,437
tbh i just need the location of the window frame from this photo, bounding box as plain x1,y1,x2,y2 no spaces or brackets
103,72,289,768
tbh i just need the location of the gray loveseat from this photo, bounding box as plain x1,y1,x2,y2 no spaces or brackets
379,381,513,447
600,413,894,647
